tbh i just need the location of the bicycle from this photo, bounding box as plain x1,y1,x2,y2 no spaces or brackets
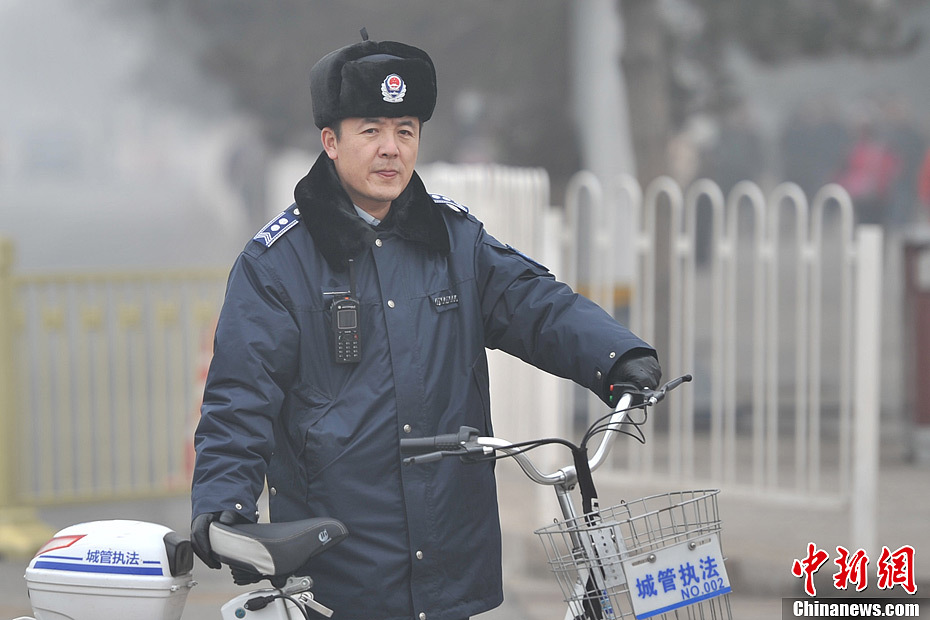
400,374,732,620
17,376,728,620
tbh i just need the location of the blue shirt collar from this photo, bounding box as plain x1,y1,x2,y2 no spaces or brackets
353,205,381,227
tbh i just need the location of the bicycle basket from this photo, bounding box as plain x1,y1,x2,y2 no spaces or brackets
534,490,732,619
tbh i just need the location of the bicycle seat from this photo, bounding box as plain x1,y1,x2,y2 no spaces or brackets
209,517,348,578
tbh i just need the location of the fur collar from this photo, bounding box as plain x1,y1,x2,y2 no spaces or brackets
293,152,451,272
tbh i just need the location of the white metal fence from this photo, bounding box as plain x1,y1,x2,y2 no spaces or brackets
423,164,883,550
2,164,883,551
420,164,565,459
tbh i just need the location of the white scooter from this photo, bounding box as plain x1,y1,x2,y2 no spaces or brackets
16,516,348,620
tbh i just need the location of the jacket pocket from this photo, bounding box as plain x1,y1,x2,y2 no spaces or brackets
290,383,334,429
288,384,335,479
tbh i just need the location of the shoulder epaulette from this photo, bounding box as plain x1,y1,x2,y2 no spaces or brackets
430,193,469,215
253,205,301,248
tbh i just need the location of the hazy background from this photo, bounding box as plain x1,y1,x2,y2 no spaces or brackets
3,0,929,273
2,3,930,617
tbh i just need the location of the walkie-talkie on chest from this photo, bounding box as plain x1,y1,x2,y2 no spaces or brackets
331,259,361,364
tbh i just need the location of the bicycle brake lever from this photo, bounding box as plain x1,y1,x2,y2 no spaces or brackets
642,374,693,406
404,444,487,466
403,452,444,465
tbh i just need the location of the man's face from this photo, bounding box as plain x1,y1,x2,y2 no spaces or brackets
322,116,420,216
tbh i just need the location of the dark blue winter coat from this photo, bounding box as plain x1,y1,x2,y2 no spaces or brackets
191,153,654,620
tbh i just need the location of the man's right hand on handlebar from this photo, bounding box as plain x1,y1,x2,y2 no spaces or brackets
190,509,251,569
606,348,662,403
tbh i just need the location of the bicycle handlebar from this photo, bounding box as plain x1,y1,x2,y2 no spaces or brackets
399,375,692,486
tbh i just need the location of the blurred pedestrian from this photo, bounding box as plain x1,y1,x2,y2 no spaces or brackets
878,96,926,231
834,115,901,226
780,97,850,198
919,148,930,216
704,100,765,196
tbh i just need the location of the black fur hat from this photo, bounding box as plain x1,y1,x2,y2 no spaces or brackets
310,31,437,129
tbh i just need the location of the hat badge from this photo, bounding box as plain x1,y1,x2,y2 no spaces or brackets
381,73,406,103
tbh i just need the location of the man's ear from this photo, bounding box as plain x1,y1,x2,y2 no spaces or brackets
321,127,338,160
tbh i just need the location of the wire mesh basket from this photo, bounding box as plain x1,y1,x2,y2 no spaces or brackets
535,490,732,619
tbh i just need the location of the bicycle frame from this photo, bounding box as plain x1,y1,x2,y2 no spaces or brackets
219,576,334,619
477,393,635,620
401,377,732,620
476,392,635,526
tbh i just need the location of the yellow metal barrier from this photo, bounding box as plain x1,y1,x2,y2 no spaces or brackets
0,239,54,557
0,240,15,514
0,238,227,556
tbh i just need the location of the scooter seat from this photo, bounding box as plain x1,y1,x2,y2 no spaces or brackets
209,517,348,578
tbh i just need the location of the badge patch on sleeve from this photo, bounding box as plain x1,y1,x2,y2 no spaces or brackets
430,193,469,214
254,206,300,248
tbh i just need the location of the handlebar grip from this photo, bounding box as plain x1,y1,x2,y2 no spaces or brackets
399,426,480,454
612,374,694,406
400,434,459,452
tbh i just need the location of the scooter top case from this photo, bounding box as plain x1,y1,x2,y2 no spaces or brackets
24,520,195,620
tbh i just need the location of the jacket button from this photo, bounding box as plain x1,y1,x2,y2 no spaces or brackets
595,370,602,380
235,503,243,510
419,614,426,620
609,351,616,359
387,300,395,308
416,550,424,560
269,487,277,496
375,238,383,247
403,424,412,433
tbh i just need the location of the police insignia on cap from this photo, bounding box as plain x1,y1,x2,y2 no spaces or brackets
381,74,406,103
309,38,436,128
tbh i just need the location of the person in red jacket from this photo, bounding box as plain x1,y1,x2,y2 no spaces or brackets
834,120,901,225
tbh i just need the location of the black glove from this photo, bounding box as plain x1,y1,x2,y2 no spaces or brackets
230,563,264,586
190,509,251,570
607,349,662,392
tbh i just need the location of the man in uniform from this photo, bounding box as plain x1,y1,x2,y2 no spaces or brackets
190,32,661,620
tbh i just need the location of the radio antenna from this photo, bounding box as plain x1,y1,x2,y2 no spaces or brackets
348,259,357,298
